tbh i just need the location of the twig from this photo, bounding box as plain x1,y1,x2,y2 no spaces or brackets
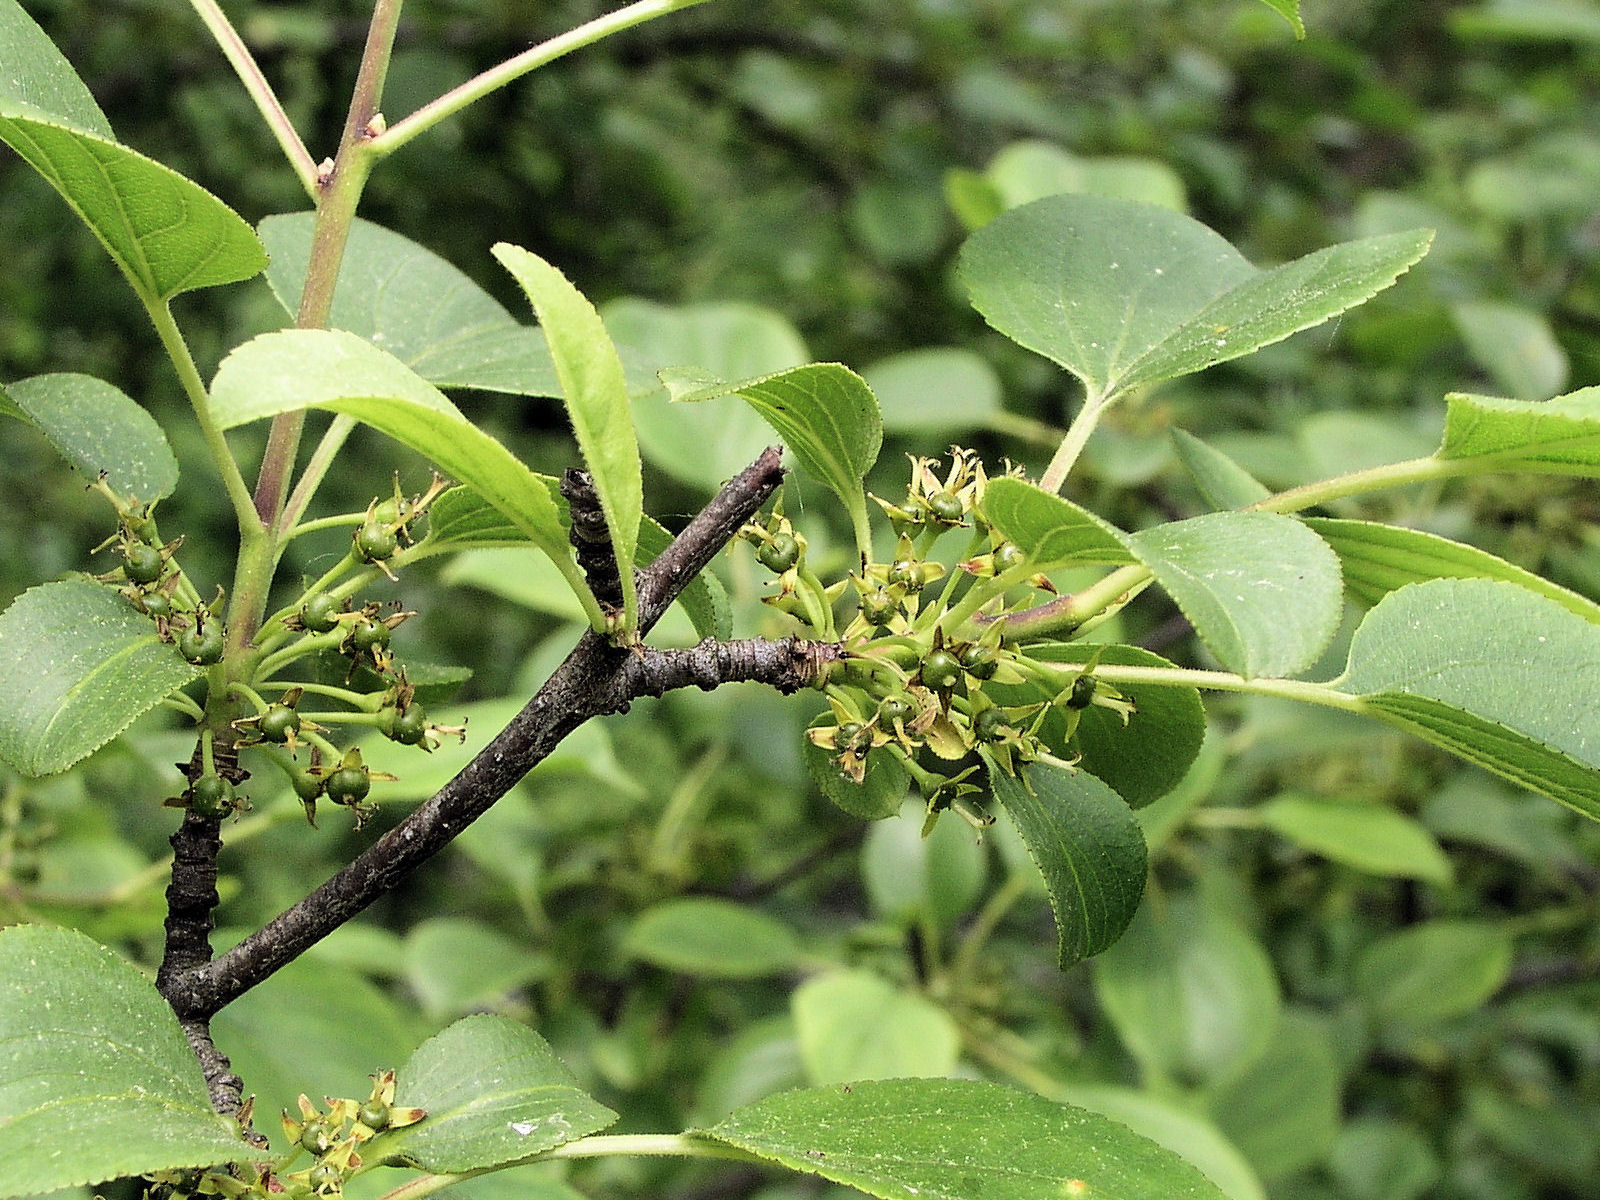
162,449,841,1020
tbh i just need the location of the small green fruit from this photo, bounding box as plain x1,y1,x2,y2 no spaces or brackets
258,705,301,743
178,620,224,666
122,542,165,584
756,533,801,573
920,649,962,691
325,765,371,807
188,774,234,819
300,593,344,633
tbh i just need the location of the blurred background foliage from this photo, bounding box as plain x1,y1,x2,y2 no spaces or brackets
2,2,1599,1199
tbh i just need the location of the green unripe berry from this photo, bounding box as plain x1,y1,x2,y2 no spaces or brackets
137,591,172,619
877,696,915,726
325,765,371,807
122,542,165,584
959,643,999,681
381,705,428,746
299,1121,334,1157
860,590,898,627
355,520,399,562
258,704,301,743
887,560,924,591
925,492,964,523
756,533,801,573
992,543,1026,573
371,497,402,526
972,707,1008,743
177,621,224,665
357,1099,391,1131
188,773,234,819
920,649,962,691
301,593,343,633
834,721,863,749
349,618,391,653
290,769,323,803
307,1163,341,1189
1067,675,1098,709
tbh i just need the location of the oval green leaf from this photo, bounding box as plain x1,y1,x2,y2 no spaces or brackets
623,898,802,978
0,579,202,776
403,918,547,1018
978,475,1131,568
1062,1086,1266,1200
1017,643,1208,808
960,194,1428,401
1352,919,1513,1024
3,373,177,500
1171,429,1272,509
1452,300,1568,401
1306,517,1600,622
861,797,988,929
987,759,1148,968
1438,386,1600,474
700,1078,1231,1200
0,0,112,136
664,362,882,551
209,330,592,618
1127,511,1343,679
791,970,961,1084
376,1015,617,1173
1340,578,1600,819
1258,794,1453,884
1094,893,1281,1088
258,213,561,396
981,141,1187,215
604,299,809,490
861,347,1004,434
0,924,252,1195
494,243,641,627
0,115,264,305
1206,1009,1342,1182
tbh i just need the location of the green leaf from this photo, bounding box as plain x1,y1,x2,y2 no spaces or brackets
1328,1119,1440,1200
1094,893,1281,1088
988,760,1148,968
1061,1086,1266,1200
1207,1010,1342,1182
424,490,729,642
1258,794,1454,884
960,194,1428,401
981,141,1188,214
258,214,562,396
665,363,882,551
0,924,251,1195
1171,429,1271,509
701,1078,1232,1200
1254,0,1306,37
1017,643,1208,808
792,971,961,1084
0,112,263,304
0,0,110,135
376,1015,618,1173
603,299,810,490
861,798,988,929
861,347,1004,434
1126,512,1343,679
1352,920,1512,1024
803,715,909,820
1339,578,1600,819
1452,300,1568,401
978,475,1131,567
1438,387,1600,474
209,330,589,616
1306,517,1600,623
623,898,802,978
0,579,201,776
494,243,641,628
2,374,177,500
403,918,547,1018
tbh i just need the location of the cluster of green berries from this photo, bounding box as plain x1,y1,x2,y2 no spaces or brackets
276,1071,426,1198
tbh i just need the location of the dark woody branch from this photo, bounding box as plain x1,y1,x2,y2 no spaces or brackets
162,448,841,1023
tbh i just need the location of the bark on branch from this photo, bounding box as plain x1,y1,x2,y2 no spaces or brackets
161,447,840,1022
